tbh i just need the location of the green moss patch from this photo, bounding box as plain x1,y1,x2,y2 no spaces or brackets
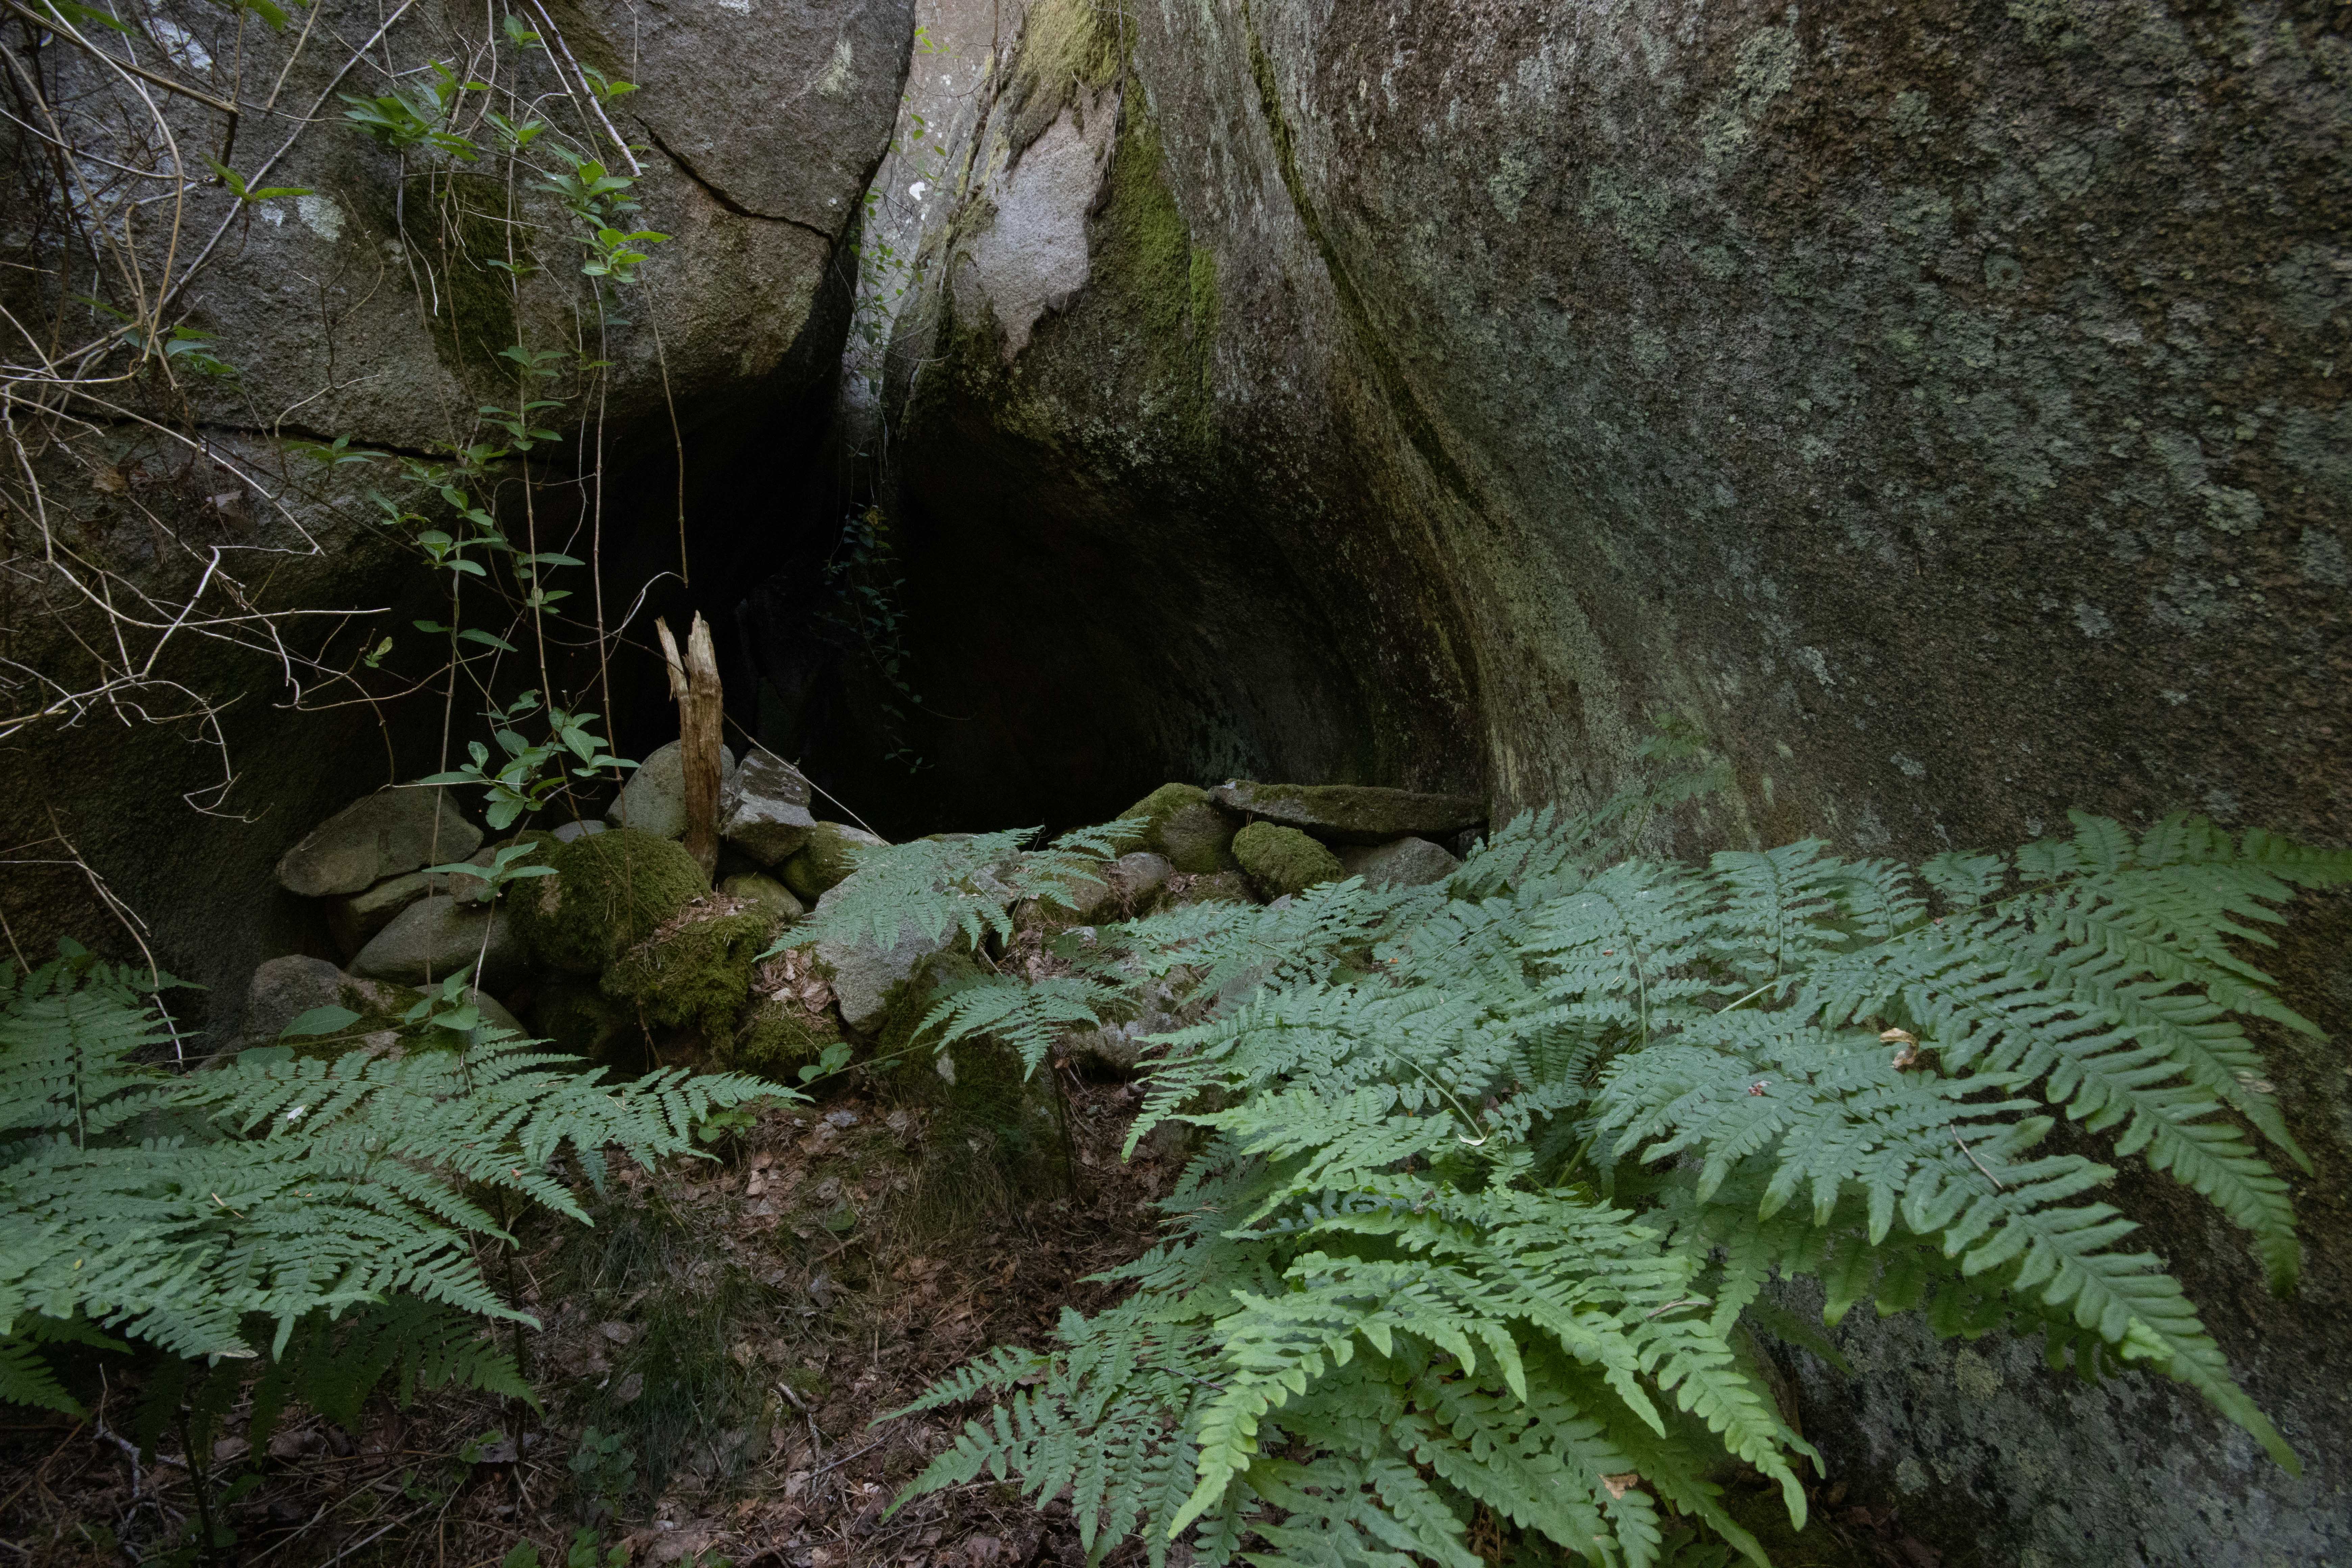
514,828,707,975
1232,822,1343,899
1114,782,1240,874
603,903,778,1039
728,995,842,1082
780,822,886,902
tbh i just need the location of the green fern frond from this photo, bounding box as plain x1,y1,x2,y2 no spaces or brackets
3,960,784,1415
887,791,2330,1562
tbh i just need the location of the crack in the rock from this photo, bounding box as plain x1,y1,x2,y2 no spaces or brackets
638,122,838,244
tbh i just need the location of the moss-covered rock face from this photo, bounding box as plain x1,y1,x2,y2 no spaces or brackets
513,828,708,976
779,823,889,903
719,871,805,927
1116,783,1242,875
601,905,777,1039
1213,782,1483,846
1231,822,1343,899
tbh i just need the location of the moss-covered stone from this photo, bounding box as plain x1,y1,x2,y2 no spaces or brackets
1212,782,1483,846
869,950,1064,1190
726,994,841,1081
531,973,634,1062
1114,783,1240,874
601,905,777,1039
720,870,805,927
512,828,707,975
1232,822,1343,898
1168,869,1256,907
779,822,888,902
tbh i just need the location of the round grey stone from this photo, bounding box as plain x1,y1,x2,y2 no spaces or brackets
349,896,528,992
608,740,739,839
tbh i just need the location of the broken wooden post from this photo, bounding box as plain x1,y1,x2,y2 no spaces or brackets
654,611,725,875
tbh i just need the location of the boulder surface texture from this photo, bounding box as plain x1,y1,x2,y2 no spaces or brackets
814,1,2352,1562
349,897,528,994
722,751,821,865
610,741,741,840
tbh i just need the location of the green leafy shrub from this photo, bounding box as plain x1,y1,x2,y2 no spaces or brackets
823,792,2343,1566
0,946,778,1427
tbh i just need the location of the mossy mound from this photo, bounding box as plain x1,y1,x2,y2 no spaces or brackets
513,828,707,975
602,905,777,1039
873,951,1063,1192
780,822,888,902
1232,822,1343,899
1113,782,1240,875
530,974,634,1062
727,995,841,1081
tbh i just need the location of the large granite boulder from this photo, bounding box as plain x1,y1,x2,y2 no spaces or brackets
802,1,2352,1559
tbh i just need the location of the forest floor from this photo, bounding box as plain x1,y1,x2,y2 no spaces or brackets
0,1068,1938,1568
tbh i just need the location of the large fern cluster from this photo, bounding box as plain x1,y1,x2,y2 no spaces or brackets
0,947,779,1417
849,798,2342,1566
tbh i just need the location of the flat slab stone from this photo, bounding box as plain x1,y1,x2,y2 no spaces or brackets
722,750,819,865
276,787,482,897
1210,781,1484,846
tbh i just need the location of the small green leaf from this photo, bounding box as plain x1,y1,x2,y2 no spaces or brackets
280,1005,362,1039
